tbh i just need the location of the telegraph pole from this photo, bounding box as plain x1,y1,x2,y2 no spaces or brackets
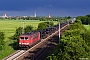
48,18,50,27
68,20,69,26
22,21,24,34
59,20,60,44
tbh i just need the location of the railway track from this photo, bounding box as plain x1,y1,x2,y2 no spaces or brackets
29,37,57,60
2,23,69,60
2,50,26,60
27,42,51,60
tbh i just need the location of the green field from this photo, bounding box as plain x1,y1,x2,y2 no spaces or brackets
84,25,90,30
0,19,58,59
0,20,58,40
0,20,41,40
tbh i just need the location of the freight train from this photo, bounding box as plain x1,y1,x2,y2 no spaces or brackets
19,20,74,49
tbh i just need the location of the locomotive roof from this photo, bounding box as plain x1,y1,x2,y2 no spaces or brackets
21,30,39,36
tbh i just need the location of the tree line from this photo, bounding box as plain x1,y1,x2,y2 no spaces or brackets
76,14,90,24
0,16,71,22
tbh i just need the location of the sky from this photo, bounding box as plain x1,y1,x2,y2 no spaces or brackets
0,0,90,17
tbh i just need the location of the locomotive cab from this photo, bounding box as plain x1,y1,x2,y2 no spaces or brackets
19,32,40,48
19,35,30,48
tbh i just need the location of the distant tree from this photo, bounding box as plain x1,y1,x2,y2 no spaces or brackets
76,15,90,25
10,27,22,40
76,16,83,20
37,22,47,30
37,21,54,30
67,16,72,19
24,25,33,33
81,16,87,24
86,14,90,17
42,17,47,21
44,21,54,27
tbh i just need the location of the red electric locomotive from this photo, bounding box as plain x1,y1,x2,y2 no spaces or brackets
19,31,40,48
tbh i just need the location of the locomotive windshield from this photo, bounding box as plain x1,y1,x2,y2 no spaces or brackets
20,37,28,40
25,37,28,40
20,37,24,40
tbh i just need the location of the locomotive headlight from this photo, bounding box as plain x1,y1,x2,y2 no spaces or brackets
27,43,29,44
19,43,21,44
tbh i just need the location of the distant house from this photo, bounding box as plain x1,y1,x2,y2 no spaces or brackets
47,14,51,18
2,13,8,18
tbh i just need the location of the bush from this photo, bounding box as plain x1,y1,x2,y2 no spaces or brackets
0,31,5,45
0,31,5,50
37,22,47,30
24,25,33,33
37,21,54,30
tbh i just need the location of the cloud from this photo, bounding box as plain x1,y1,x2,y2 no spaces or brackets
44,5,52,7
48,5,52,6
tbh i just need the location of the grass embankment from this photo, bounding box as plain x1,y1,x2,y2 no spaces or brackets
84,25,90,46
84,25,90,30
0,19,58,59
84,25,90,58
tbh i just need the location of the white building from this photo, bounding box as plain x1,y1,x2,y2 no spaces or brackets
2,13,8,18
34,11,36,17
47,14,51,18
